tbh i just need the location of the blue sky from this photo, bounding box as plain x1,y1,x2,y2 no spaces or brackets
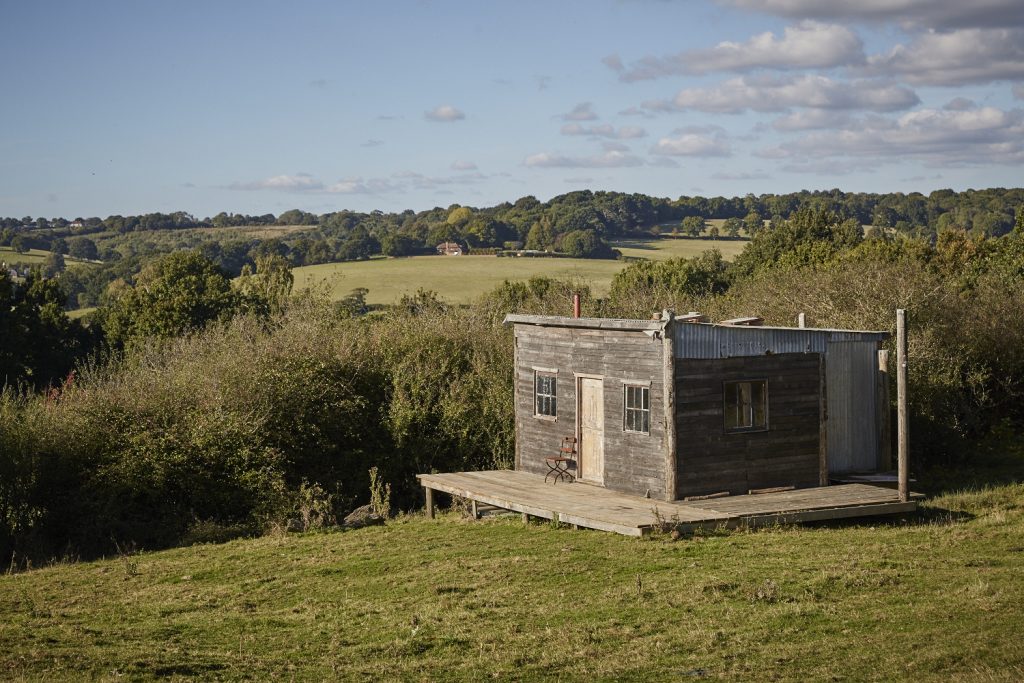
2,0,1022,218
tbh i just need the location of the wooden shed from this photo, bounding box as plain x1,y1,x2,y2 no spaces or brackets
505,312,890,502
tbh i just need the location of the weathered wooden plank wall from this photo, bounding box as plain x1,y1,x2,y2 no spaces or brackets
513,325,669,499
675,353,822,498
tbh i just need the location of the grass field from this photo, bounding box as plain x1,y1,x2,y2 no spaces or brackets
293,237,746,305
0,247,95,270
0,247,49,266
1,465,1021,681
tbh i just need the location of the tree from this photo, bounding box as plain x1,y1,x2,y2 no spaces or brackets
236,254,293,316
723,218,743,238
559,229,615,258
708,225,721,240
525,220,554,250
681,216,705,238
103,251,253,346
381,233,419,257
10,236,27,254
446,206,474,228
743,211,763,236
0,270,93,389
68,237,99,261
41,251,66,278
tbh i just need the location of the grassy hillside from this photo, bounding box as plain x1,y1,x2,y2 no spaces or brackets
293,237,746,305
2,477,1021,681
0,247,95,269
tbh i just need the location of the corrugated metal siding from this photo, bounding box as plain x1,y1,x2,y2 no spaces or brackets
674,324,882,474
826,341,879,473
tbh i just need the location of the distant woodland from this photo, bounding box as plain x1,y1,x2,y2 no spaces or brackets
2,187,1022,312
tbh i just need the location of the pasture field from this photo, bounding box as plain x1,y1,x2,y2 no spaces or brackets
0,247,49,266
0,247,95,269
1,466,1022,681
294,237,745,305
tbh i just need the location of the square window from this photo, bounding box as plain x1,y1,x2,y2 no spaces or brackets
623,384,650,434
724,380,768,432
535,373,557,417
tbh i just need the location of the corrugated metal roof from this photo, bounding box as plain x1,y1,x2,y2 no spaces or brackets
675,323,886,359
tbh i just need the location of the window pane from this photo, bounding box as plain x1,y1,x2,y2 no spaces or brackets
623,385,650,433
535,374,556,416
724,380,767,431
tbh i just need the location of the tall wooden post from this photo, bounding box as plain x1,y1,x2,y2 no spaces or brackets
662,311,677,501
896,309,909,502
425,486,435,519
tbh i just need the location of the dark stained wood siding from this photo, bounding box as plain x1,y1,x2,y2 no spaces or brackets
675,353,821,498
513,325,668,499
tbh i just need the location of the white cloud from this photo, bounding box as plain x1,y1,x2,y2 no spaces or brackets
758,106,1024,167
326,177,402,194
651,127,732,157
771,109,853,131
560,123,647,139
619,21,863,81
711,170,771,180
451,160,478,171
619,106,654,118
650,74,919,114
719,0,1024,29
863,28,1024,86
562,102,599,121
228,173,324,192
602,54,624,71
943,98,976,111
392,170,487,189
524,150,645,168
424,105,465,122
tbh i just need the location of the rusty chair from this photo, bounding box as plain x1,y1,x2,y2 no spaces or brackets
545,436,577,484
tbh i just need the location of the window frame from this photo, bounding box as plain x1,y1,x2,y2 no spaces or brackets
534,370,558,420
723,378,769,433
622,383,651,435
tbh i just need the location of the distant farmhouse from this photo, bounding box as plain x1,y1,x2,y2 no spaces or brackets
435,241,463,256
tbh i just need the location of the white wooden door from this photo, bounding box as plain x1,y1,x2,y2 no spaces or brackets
578,377,604,484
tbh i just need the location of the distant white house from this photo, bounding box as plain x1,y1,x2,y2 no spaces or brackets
436,241,463,256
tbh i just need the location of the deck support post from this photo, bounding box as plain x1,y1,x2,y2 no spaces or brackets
471,500,479,520
425,486,435,519
896,309,909,503
521,512,529,525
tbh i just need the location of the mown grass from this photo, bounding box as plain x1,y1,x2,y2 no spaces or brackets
293,237,745,305
2,476,1022,681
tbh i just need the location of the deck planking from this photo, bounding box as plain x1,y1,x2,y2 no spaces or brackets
417,470,920,537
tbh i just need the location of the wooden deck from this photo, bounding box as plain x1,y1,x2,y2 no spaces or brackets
417,470,921,537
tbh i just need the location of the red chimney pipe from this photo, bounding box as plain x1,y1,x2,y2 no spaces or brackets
572,293,581,318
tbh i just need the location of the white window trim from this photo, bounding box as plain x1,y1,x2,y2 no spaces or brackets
534,370,558,420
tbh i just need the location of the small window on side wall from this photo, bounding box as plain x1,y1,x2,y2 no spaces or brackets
623,384,650,434
724,379,767,432
535,372,557,418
